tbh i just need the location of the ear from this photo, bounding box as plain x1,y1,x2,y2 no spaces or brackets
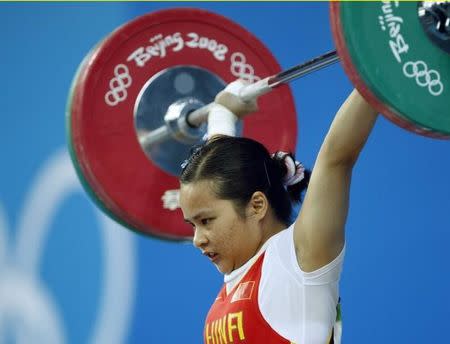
246,191,269,220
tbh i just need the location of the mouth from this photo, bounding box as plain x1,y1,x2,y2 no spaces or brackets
203,251,219,263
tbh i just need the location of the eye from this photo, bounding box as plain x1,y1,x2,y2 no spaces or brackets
201,218,213,226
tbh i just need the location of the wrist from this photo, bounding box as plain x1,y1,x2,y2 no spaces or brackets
207,103,238,138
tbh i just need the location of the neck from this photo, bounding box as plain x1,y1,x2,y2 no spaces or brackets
231,213,287,274
254,212,287,253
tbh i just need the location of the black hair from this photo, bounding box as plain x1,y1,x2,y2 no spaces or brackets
180,136,310,226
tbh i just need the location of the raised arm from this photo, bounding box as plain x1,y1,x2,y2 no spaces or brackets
294,89,378,272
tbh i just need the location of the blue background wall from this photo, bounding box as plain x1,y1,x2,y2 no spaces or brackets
1,2,449,343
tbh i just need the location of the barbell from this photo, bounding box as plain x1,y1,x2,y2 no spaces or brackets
66,2,450,241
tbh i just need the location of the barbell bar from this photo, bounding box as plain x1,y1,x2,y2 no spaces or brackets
141,50,340,148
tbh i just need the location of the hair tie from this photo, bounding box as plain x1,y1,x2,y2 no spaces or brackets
272,152,305,186
181,145,203,170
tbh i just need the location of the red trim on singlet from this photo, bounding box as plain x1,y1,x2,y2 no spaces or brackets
204,253,292,343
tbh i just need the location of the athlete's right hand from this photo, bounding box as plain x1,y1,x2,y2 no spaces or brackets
214,79,259,119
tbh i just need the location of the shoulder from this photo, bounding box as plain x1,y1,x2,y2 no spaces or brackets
258,224,343,342
264,223,346,284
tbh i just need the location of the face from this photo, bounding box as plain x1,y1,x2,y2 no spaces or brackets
179,180,263,274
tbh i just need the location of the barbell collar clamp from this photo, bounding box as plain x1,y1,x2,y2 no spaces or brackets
140,98,207,149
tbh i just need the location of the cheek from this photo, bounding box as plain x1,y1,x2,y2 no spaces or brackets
210,219,234,246
217,218,245,250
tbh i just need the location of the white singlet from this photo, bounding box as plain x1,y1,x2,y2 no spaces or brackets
223,224,344,344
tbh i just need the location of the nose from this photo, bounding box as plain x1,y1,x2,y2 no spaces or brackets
193,229,208,248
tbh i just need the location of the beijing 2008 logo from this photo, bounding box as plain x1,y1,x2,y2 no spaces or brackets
0,149,136,343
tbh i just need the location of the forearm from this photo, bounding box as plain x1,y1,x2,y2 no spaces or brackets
319,89,378,166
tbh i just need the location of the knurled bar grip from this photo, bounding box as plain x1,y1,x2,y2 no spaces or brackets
141,50,340,147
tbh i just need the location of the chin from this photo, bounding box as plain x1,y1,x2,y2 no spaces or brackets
215,262,231,275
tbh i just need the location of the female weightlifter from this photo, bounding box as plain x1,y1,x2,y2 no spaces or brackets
179,80,378,344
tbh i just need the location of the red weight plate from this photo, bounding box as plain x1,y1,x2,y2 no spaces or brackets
68,42,138,231
70,8,297,240
330,2,448,139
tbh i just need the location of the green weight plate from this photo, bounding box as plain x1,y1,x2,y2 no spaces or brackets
331,2,450,138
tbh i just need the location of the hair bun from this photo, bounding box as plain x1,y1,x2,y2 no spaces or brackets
271,151,311,203
271,152,305,186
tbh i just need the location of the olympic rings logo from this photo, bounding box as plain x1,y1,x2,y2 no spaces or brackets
0,150,135,343
230,52,261,83
105,64,133,106
402,61,444,97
